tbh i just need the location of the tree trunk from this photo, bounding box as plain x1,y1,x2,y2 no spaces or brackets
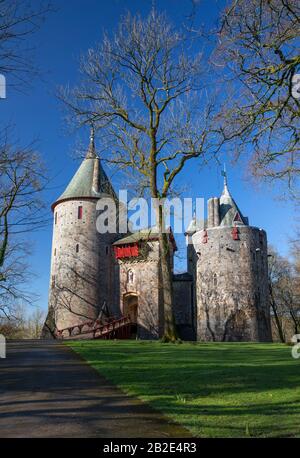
149,128,178,342
269,284,285,343
157,204,178,342
0,213,9,268
291,315,299,337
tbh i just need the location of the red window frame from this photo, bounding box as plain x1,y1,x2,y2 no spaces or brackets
232,226,240,240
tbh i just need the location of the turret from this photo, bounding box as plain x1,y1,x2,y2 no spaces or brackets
192,171,272,342
42,130,119,337
185,213,203,275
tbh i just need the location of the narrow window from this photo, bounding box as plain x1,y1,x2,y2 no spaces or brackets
78,206,83,220
76,244,79,253
55,212,57,225
51,275,56,287
106,246,109,255
54,248,56,256
127,269,134,283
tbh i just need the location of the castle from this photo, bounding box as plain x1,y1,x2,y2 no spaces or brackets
42,133,272,342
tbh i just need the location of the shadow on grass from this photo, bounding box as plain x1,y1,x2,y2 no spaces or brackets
67,341,300,437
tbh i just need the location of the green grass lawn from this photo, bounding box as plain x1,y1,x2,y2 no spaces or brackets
66,340,300,438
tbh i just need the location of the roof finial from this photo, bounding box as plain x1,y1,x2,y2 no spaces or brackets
86,124,96,159
222,163,227,186
90,124,95,143
192,201,196,220
221,163,230,196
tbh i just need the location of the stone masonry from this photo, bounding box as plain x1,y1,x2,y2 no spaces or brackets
42,133,272,342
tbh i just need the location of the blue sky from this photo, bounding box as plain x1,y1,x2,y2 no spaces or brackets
0,0,298,314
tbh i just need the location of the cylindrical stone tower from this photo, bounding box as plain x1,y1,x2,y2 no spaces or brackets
42,131,119,337
213,197,220,227
207,198,214,228
193,178,272,342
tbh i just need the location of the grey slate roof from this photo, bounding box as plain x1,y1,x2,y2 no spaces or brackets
113,228,157,245
219,181,248,227
113,226,177,250
185,216,205,235
53,135,116,207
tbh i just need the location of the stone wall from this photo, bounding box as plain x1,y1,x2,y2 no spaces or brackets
192,225,272,342
44,193,271,344
47,198,119,332
116,240,162,339
173,274,195,340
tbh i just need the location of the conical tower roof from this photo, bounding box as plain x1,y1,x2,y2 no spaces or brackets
219,172,248,227
185,212,205,235
52,130,116,210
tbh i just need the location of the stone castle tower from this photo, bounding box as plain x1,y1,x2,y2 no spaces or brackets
43,134,271,342
188,175,272,342
43,131,119,336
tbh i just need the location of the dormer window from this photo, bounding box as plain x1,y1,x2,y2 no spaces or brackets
233,212,243,224
78,206,83,219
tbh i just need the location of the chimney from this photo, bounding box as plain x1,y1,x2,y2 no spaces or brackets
207,198,215,228
213,197,220,226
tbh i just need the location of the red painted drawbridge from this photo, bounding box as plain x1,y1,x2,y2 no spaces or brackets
55,315,132,340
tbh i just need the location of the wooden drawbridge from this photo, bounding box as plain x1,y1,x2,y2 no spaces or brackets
55,315,132,340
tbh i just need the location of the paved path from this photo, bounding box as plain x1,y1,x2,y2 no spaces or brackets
0,340,190,438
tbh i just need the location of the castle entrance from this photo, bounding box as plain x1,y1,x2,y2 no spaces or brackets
123,294,138,338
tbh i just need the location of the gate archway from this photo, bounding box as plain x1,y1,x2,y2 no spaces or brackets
123,293,138,338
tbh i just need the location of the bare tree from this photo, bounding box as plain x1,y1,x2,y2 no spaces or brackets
216,0,300,194
268,247,289,342
0,2,51,324
0,305,45,338
0,0,52,90
60,10,220,342
0,304,26,338
289,238,300,334
25,307,45,338
268,246,300,341
0,127,47,319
